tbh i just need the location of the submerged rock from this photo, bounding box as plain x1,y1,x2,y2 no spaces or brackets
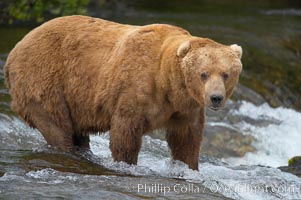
232,83,265,106
22,152,124,176
278,166,301,178
201,125,256,158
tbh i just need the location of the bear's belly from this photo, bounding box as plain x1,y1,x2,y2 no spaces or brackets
144,105,174,132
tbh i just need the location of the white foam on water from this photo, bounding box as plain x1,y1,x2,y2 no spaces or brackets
90,134,301,200
1,101,301,199
89,100,301,199
0,116,45,150
226,101,301,167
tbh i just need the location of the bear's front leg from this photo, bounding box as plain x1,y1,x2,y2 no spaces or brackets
166,109,204,170
109,114,145,165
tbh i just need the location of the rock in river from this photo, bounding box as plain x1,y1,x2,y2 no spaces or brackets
279,156,301,177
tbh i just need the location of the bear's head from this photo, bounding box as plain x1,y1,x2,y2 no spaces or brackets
177,38,242,111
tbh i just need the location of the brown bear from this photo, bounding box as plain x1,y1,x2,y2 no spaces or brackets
4,15,242,170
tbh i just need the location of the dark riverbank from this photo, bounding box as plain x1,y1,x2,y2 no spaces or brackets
1,0,301,110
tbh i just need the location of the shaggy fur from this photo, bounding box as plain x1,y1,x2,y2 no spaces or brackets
4,15,242,170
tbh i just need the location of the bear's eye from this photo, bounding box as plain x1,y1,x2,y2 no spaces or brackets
200,72,209,81
222,72,229,81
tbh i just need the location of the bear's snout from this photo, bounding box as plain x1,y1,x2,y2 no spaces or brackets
210,94,224,106
210,94,224,110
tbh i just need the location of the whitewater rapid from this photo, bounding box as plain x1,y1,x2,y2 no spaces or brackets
1,101,301,200
225,101,301,167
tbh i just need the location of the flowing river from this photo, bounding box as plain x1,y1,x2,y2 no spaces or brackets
1,99,301,199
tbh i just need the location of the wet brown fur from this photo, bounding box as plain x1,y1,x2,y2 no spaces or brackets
4,16,242,170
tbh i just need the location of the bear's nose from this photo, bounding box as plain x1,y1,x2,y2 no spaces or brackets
210,94,224,107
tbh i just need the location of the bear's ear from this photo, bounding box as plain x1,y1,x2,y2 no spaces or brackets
177,41,191,58
230,44,242,59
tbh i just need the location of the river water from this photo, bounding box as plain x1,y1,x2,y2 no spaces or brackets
1,1,301,199
1,101,301,199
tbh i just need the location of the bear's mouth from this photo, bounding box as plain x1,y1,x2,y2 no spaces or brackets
209,106,220,111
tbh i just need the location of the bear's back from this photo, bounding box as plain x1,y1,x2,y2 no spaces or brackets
4,15,193,134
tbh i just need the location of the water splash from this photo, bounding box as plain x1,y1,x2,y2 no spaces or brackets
89,133,301,200
1,101,301,199
226,101,301,167
0,115,45,150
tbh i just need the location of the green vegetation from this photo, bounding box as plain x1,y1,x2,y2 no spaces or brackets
1,0,90,24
